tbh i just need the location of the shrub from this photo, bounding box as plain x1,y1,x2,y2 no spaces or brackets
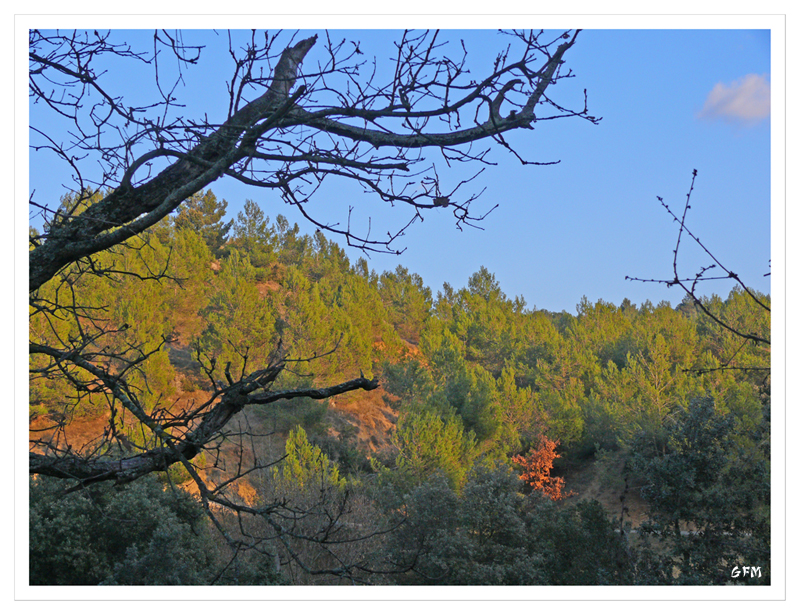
30,475,218,585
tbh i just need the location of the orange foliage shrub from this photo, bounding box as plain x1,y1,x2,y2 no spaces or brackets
512,435,575,501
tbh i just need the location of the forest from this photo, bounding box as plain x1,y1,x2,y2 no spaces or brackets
27,28,771,589
29,189,770,586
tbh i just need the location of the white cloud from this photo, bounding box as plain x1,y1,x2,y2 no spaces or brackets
698,74,770,126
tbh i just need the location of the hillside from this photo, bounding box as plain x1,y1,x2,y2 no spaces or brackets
29,193,771,585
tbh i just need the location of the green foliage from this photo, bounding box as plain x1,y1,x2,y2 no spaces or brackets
229,199,276,269
381,464,632,585
430,267,529,377
379,404,478,492
198,250,279,375
277,245,400,381
492,365,543,453
572,296,634,369
378,265,432,343
515,310,562,388
255,382,329,433
29,475,221,585
528,498,634,584
273,426,346,492
419,324,505,444
309,430,372,477
532,333,596,446
382,466,545,584
174,190,233,257
591,331,696,447
630,397,770,584
31,187,770,586
381,358,436,409
30,221,181,419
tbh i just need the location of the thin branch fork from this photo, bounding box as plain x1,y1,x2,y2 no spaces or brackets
627,170,770,349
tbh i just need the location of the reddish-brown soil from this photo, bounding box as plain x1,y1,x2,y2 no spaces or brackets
325,387,398,454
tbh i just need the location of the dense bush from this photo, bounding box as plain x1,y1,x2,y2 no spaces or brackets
380,464,633,585
630,397,770,584
30,475,219,585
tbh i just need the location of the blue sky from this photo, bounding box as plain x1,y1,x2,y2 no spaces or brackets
28,26,773,314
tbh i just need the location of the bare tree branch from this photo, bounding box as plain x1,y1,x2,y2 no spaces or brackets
30,29,597,292
627,170,770,373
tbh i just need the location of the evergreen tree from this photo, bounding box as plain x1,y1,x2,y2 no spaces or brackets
631,397,770,584
378,265,433,344
198,250,278,375
273,426,345,492
30,475,221,585
379,403,478,492
229,199,276,269
382,464,632,585
174,190,233,257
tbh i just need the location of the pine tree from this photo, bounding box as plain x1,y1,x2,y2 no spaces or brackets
174,190,233,257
